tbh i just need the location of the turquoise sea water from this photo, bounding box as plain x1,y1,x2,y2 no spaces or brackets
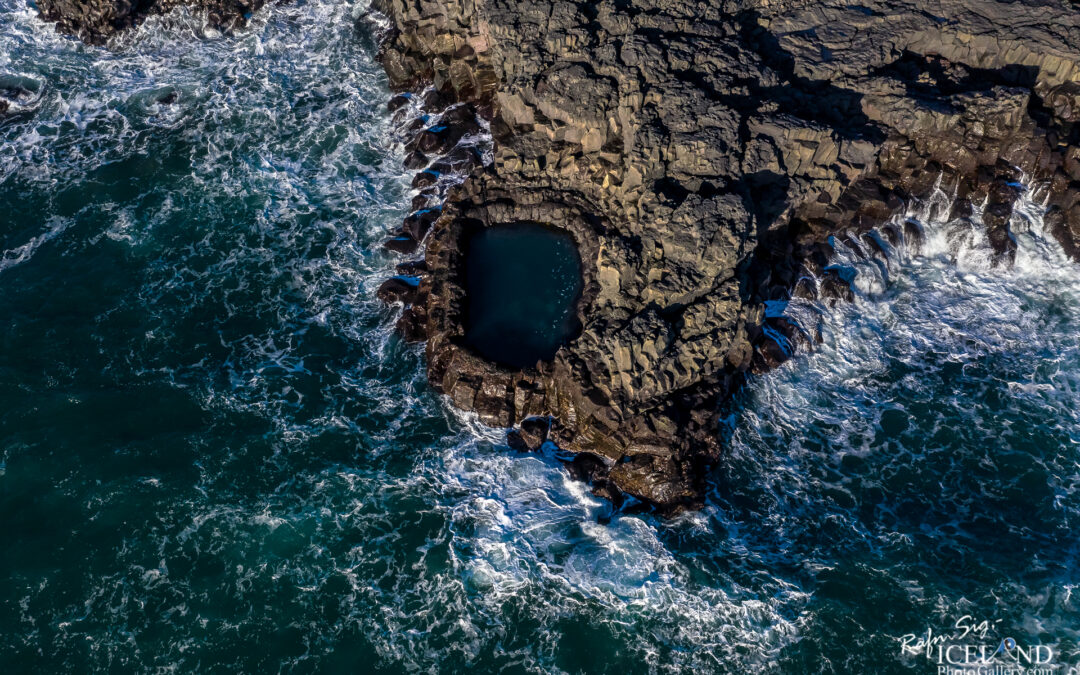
2,1,1079,672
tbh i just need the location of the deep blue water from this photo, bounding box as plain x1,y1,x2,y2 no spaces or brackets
1,1,1079,672
463,222,582,368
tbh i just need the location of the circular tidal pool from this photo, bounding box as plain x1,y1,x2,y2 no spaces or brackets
462,222,583,368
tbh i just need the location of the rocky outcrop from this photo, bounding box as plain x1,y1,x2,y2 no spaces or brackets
372,0,1080,513
37,0,267,43
37,0,1080,512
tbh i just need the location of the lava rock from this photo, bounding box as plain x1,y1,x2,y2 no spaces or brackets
388,93,412,112
820,269,855,305
411,169,440,189
38,0,267,43
362,0,1080,512
563,452,610,484
517,416,550,450
395,259,428,275
402,150,429,170
377,276,421,305
383,235,419,255
401,207,441,241
396,306,428,342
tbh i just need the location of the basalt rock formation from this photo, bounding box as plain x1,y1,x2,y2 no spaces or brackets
36,0,1080,512
372,0,1080,513
38,0,266,43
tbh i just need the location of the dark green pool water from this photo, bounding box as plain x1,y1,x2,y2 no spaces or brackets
463,223,583,368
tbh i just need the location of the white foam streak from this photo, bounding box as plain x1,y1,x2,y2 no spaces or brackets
0,216,71,272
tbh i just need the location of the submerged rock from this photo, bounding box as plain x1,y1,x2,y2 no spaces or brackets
0,74,44,115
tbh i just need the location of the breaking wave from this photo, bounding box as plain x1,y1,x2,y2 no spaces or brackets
723,184,1080,671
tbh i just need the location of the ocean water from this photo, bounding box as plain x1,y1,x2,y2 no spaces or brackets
1,1,1079,673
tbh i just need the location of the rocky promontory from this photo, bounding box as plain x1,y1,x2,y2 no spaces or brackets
372,0,1080,512
39,0,1080,512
